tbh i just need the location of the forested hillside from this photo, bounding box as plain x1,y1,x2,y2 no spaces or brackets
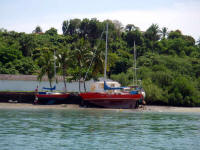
0,18,200,106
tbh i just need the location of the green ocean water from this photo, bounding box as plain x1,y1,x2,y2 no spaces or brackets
0,108,200,150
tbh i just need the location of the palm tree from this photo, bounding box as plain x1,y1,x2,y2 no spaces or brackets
92,42,104,78
145,24,161,41
56,45,71,92
161,27,168,39
71,38,92,92
37,49,55,90
145,24,161,53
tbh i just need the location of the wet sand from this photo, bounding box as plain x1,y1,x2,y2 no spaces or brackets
0,103,200,113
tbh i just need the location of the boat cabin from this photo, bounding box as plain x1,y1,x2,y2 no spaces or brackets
90,81,121,93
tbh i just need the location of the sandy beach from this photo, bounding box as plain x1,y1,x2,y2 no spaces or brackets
0,103,81,110
0,103,200,113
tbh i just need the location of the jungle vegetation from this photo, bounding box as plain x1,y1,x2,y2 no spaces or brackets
0,18,200,106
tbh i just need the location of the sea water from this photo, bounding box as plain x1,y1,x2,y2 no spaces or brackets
0,108,200,150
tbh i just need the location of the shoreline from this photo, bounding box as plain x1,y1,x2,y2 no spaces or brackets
141,105,200,113
0,103,200,113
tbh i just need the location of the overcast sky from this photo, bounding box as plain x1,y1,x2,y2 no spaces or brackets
1,0,200,40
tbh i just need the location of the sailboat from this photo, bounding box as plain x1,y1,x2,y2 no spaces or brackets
35,50,70,105
80,23,145,109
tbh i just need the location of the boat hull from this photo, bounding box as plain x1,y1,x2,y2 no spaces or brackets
35,93,70,104
80,92,143,109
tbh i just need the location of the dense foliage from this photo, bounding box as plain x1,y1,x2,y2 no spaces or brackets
0,18,200,106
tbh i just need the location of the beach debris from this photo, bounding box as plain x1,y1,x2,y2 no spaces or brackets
8,100,18,103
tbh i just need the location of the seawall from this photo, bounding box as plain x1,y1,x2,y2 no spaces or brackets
0,92,36,103
0,92,83,105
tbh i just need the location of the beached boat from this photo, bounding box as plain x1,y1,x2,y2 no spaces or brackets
35,86,70,104
80,81,144,108
80,23,145,109
35,92,70,104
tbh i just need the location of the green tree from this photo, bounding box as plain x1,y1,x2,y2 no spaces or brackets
65,19,81,35
0,46,22,64
145,24,161,41
125,29,144,47
56,45,71,92
33,26,42,33
62,20,69,35
197,38,200,48
19,33,36,57
144,24,161,53
161,27,168,39
91,46,104,78
168,30,182,39
71,38,92,92
45,28,58,36
125,24,139,32
37,49,56,90
80,18,103,46
143,78,167,104
169,77,197,106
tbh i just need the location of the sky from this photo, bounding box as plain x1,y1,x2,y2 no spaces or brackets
1,0,200,40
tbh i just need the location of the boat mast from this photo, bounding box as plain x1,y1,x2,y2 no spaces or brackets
104,23,108,81
54,50,56,77
133,41,137,85
54,50,57,86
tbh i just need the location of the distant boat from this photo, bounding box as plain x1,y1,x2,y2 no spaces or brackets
80,23,145,109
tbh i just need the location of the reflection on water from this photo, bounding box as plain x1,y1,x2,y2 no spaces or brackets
0,109,200,150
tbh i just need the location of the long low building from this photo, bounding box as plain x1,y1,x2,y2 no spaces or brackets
0,74,63,81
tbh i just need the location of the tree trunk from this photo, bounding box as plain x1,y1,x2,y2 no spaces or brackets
63,75,67,92
84,81,86,92
63,68,67,92
78,79,81,93
50,81,52,92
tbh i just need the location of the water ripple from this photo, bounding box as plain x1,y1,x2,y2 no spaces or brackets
0,109,200,150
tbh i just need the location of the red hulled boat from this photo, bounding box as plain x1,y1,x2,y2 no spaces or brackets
35,92,70,104
80,92,143,109
35,86,70,104
80,81,145,109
